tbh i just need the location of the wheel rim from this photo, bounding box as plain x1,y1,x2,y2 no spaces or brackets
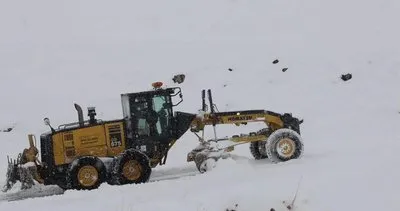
77,166,98,187
122,160,142,181
276,138,296,158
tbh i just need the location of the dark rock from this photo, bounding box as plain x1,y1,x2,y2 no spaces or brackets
282,68,288,72
341,73,352,81
225,204,238,211
172,74,186,84
1,127,13,132
272,59,279,64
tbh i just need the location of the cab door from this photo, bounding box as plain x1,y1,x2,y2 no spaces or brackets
131,95,155,140
130,94,172,140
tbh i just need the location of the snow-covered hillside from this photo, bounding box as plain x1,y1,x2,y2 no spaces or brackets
1,0,400,210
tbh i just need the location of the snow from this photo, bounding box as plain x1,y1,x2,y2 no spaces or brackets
20,162,36,168
1,0,400,210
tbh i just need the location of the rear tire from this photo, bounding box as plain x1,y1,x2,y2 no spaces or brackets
67,156,106,190
109,149,151,185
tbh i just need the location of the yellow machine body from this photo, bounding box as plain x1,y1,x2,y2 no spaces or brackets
190,111,285,132
52,121,126,166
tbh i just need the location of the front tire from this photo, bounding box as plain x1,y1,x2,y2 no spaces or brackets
265,128,304,163
249,128,270,160
250,141,268,160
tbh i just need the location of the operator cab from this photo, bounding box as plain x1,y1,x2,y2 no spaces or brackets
121,83,183,148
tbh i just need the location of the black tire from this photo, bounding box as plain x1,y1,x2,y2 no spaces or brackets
250,141,268,160
249,128,270,160
266,128,304,163
67,156,106,190
109,149,152,185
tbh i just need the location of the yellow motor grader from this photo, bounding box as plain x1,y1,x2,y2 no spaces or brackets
2,81,304,192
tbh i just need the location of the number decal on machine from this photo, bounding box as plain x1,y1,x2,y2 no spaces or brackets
110,134,122,147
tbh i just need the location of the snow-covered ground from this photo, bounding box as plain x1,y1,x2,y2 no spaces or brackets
1,0,400,210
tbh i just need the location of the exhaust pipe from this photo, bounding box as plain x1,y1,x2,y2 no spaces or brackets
74,103,84,127
28,134,35,148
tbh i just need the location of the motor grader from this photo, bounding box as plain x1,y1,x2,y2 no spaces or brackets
2,81,304,192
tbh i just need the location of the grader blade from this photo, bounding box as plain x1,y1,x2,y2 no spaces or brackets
2,155,20,193
2,154,37,193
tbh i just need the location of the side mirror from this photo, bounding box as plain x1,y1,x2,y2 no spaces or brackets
171,87,184,107
44,117,56,133
44,118,50,126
